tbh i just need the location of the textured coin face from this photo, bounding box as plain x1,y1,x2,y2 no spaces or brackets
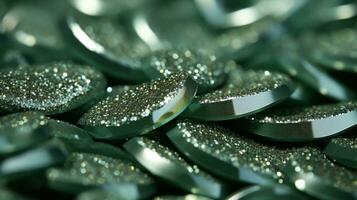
244,102,357,141
124,137,229,199
0,62,106,115
283,147,357,200
0,112,49,155
143,48,228,93
47,152,154,194
324,132,357,169
168,120,294,184
184,70,295,120
65,14,150,82
79,73,197,139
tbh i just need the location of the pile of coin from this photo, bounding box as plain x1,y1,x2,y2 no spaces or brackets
0,0,356,200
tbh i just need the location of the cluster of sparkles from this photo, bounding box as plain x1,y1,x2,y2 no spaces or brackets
79,73,187,127
47,152,153,186
197,70,291,104
137,137,215,180
330,133,357,150
0,111,48,130
147,48,226,91
249,101,357,123
0,62,105,114
289,147,357,193
176,120,291,183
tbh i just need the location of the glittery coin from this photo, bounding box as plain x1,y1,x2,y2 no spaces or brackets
153,194,212,200
79,73,197,139
142,48,228,93
124,137,230,199
69,0,147,17
44,120,93,142
0,112,50,156
227,185,308,200
167,120,292,184
324,132,357,169
184,70,295,121
63,14,150,82
0,139,68,181
283,147,357,200
47,152,155,195
244,102,357,141
0,62,106,115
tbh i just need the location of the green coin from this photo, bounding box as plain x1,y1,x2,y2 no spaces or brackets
324,132,357,169
153,194,212,200
227,184,308,200
243,102,357,141
0,112,50,156
0,62,106,115
76,186,155,200
47,152,156,195
167,120,294,184
0,139,68,181
142,48,228,93
63,13,151,82
124,137,230,199
79,73,197,140
44,119,93,142
69,0,147,17
184,70,295,121
283,147,357,200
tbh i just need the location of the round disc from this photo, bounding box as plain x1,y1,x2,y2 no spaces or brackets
184,70,295,121
79,73,197,140
243,102,357,141
123,137,230,199
324,132,357,169
167,120,290,184
47,152,155,195
0,62,106,115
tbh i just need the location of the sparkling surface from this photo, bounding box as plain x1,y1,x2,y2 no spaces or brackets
249,102,357,123
197,70,291,104
79,73,188,127
330,133,357,149
145,48,227,91
47,152,153,186
0,111,48,130
288,147,357,193
175,120,290,183
0,62,106,114
154,195,212,200
137,137,215,180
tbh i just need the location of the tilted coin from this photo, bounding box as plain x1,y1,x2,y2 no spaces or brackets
142,48,228,93
184,70,295,121
153,194,212,200
0,112,49,156
167,120,294,184
76,186,155,200
79,73,197,140
243,102,357,141
227,184,308,200
324,132,357,169
124,137,230,199
283,147,357,200
47,152,156,195
0,62,106,115
44,119,93,142
63,14,151,82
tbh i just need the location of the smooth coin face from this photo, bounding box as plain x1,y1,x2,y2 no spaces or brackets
184,70,295,121
324,132,357,169
0,62,106,115
65,14,150,82
283,147,357,200
47,152,154,194
142,48,228,93
244,102,357,141
79,73,197,139
124,137,229,199
167,120,292,184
